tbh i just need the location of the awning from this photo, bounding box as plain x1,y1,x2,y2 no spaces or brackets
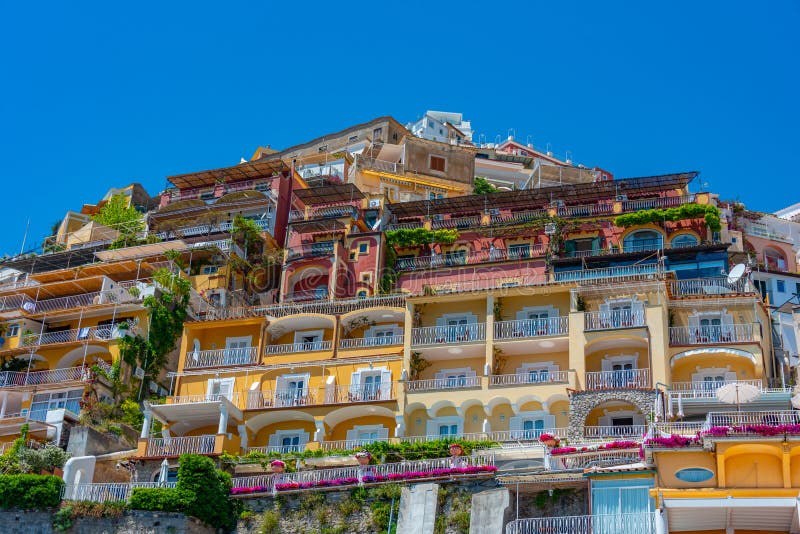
363,170,466,192
149,398,243,436
376,144,404,162
95,241,190,262
663,496,800,533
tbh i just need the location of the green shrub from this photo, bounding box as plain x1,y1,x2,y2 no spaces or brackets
18,445,70,474
129,487,185,512
52,504,74,532
260,510,280,534
614,203,721,232
385,228,459,247
177,454,237,531
0,474,63,509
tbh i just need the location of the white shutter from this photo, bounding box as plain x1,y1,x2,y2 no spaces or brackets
631,299,644,322
633,414,647,426
218,378,234,400
377,426,389,440
690,371,704,385
509,416,521,438
380,369,392,399
346,428,357,442
721,312,734,339
688,315,700,342
724,371,737,382
543,414,556,430
275,376,288,407
298,431,309,448
426,420,437,437
350,371,362,396
598,415,611,427
268,433,278,447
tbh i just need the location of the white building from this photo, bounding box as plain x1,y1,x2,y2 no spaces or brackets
407,111,473,145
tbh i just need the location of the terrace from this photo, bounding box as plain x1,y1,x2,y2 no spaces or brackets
507,513,656,534
494,316,569,340
395,246,546,272
668,324,756,345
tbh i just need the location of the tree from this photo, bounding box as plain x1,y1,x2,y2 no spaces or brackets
473,177,498,194
91,194,145,244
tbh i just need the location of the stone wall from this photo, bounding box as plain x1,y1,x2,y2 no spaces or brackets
503,487,589,524
0,510,215,534
568,389,656,442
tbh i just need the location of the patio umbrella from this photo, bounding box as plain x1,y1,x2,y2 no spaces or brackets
790,393,800,410
158,459,169,486
677,393,684,418
654,394,663,422
716,383,760,411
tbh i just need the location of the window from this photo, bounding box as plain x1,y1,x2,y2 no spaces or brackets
429,156,446,172
224,336,252,365
200,190,215,201
373,127,383,139
318,145,328,153
360,272,372,283
349,252,357,261
521,419,545,439
5,324,19,337
280,435,301,453
201,265,219,275
30,389,82,421
207,378,235,400
671,234,699,248
623,230,662,253
777,280,786,293
358,243,369,254
293,330,323,350
356,290,368,299
348,135,359,143
764,248,787,271
508,243,531,259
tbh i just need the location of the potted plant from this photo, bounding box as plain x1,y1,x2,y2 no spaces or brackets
115,322,130,338
539,433,560,448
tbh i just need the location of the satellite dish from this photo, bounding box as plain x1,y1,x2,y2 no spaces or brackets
727,264,746,285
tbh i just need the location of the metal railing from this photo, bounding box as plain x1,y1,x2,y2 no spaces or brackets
208,294,406,321
264,340,332,355
649,421,705,437
144,435,216,457
554,203,614,218
289,204,359,222
622,194,695,212
584,425,647,439
0,293,36,313
410,323,486,346
490,209,549,226
669,277,750,296
395,246,546,272
284,289,329,302
669,324,755,345
246,444,304,454
272,389,319,408
286,241,336,260
705,410,800,428
584,310,646,331
62,481,178,503
405,376,481,392
553,263,662,284
321,437,390,451
622,239,663,254
586,369,650,390
166,392,243,405
386,221,424,231
431,215,481,230
507,512,656,534
184,347,260,369
30,288,138,314
328,384,396,403
355,155,404,175
21,325,121,347
667,379,765,399
0,366,91,388
339,335,404,349
545,448,643,471
489,371,570,387
494,317,568,340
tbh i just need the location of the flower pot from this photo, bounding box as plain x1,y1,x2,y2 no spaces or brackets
542,439,558,448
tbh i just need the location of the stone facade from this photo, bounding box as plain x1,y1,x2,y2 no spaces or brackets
568,389,656,442
0,510,214,534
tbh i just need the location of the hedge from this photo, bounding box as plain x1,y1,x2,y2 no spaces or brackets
385,228,459,247
0,474,63,509
614,203,721,232
177,454,237,531
129,487,186,512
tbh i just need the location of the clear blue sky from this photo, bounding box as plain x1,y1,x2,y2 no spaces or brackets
1,1,798,257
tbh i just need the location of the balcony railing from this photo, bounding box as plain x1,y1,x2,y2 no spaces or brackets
321,437,390,451
494,317,568,340
507,512,656,534
649,421,705,437
184,347,260,369
411,324,486,346
0,294,36,313
264,340,332,355
622,238,664,253
668,379,766,399
584,310,646,331
669,324,755,345
395,247,545,272
246,444,304,454
386,221,424,231
0,366,91,388
327,384,396,404
544,448,643,471
490,209,549,226
339,335,404,349
289,204,359,222
286,241,336,260
210,294,407,321
489,370,570,387
405,376,481,392
167,392,243,405
584,425,647,439
586,369,650,390
30,289,138,314
705,410,800,428
21,325,121,347
430,215,481,230
554,203,614,218
669,277,750,296
355,155,404,175
553,263,662,284
144,435,216,457
283,288,328,303
622,194,695,212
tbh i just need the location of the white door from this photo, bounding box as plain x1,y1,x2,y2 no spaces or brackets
224,337,251,365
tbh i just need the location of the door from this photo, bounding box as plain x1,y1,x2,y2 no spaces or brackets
287,378,305,405
439,424,459,437
281,435,300,453
207,378,234,401
363,374,382,400
610,304,632,327
611,363,634,387
224,338,250,365
522,419,545,439
447,318,470,342
700,317,721,342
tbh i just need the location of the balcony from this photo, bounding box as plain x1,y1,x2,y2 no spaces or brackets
494,317,568,340
0,294,36,314
584,425,647,439
430,215,481,230
669,324,755,345
621,194,695,212
544,447,643,470
289,204,359,223
489,370,569,387
339,335,404,349
284,288,328,303
405,376,481,392
143,435,217,457
507,513,656,534
410,324,486,346
21,325,121,347
555,203,614,218
386,221,424,231
26,289,137,314
584,310,645,331
586,369,650,390
621,238,663,254
669,277,751,297
668,379,764,400
167,392,244,405
184,347,260,369
355,155,404,175
321,437,390,451
490,209,549,226
264,340,332,355
210,294,407,321
245,384,396,410
327,384,397,403
286,241,336,261
553,264,662,284
705,410,800,430
0,366,91,389
395,247,545,272
246,389,318,409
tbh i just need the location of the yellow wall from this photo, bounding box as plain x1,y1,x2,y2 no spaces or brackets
328,415,395,441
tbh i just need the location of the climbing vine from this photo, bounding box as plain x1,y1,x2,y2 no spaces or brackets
385,228,459,247
614,203,721,232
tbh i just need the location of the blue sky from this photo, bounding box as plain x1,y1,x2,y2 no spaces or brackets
1,1,798,257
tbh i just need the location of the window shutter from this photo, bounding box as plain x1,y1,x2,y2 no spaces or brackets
268,433,278,447
565,240,576,255
380,369,392,399
350,371,362,395
509,416,522,438
724,371,737,382
377,426,389,440
543,414,556,430
426,420,437,436
598,415,611,427
633,414,647,426
218,379,233,400
591,237,601,254
631,299,644,321
346,428,357,442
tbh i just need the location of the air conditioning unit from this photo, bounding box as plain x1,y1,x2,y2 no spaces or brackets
368,198,381,208
615,194,628,201
544,223,557,235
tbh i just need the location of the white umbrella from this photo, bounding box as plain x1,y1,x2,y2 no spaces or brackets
791,393,800,410
677,393,684,418
667,394,673,418
716,382,760,411
158,459,169,486
654,394,663,422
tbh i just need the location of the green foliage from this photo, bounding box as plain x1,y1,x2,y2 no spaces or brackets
119,399,144,430
54,500,126,531
259,510,280,534
0,474,63,509
379,244,398,294
299,490,325,512
614,203,721,232
52,504,73,531
409,351,431,381
0,355,28,372
232,215,264,254
473,177,498,194
92,194,145,236
385,228,459,247
129,487,185,512
17,445,70,474
177,454,238,531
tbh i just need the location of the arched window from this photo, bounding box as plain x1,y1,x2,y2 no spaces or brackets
764,248,787,271
623,230,663,253
671,234,699,249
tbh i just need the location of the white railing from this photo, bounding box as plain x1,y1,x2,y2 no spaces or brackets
494,317,568,340
339,335,404,349
490,371,570,387
395,247,546,272
410,274,548,296
411,323,486,346
705,410,800,428
584,310,645,331
272,389,319,408
328,384,396,403
356,155,403,174
405,376,481,392
0,294,35,313
321,437,390,451
649,421,705,437
246,444,304,454
264,340,332,355
31,288,138,314
586,369,650,390
284,289,328,302
21,325,121,347
584,425,648,439
622,194,695,212
183,346,260,369
167,392,243,406
545,448,643,471
668,379,765,399
507,512,656,534
231,454,495,492
62,481,178,502
246,390,276,409
0,366,91,388
669,277,749,296
553,264,662,284
669,324,755,345
144,435,216,457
